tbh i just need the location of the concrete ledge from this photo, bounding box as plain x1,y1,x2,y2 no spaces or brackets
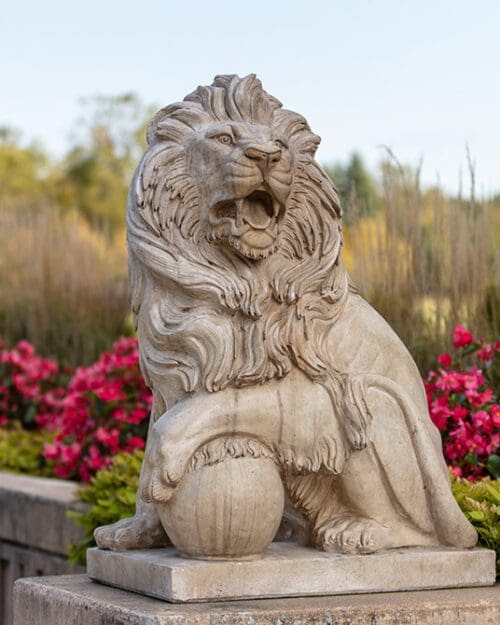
0,471,84,554
87,543,496,602
14,574,500,625
0,471,86,625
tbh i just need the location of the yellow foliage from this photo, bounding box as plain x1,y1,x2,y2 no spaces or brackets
341,168,498,371
0,205,129,364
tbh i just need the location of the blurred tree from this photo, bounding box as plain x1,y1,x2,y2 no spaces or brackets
0,128,51,205
324,152,379,223
55,94,154,230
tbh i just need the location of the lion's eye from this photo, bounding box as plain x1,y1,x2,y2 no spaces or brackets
274,139,287,149
217,134,233,145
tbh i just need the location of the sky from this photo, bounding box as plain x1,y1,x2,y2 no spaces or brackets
1,0,499,195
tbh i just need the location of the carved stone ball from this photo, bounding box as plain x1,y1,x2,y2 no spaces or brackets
156,438,285,559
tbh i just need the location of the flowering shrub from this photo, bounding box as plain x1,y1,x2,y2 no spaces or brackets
1,329,497,484
0,340,65,429
42,337,152,481
425,326,499,480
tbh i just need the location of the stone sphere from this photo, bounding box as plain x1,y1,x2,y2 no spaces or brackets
157,454,285,559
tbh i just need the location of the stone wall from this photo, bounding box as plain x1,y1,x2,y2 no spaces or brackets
0,472,85,625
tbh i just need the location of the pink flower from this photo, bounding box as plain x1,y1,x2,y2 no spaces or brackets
452,325,474,349
477,343,494,362
462,368,485,391
94,380,126,402
436,370,463,392
471,410,492,431
465,387,493,408
60,442,81,466
491,405,500,428
429,396,452,429
43,442,60,461
84,445,111,473
95,427,121,452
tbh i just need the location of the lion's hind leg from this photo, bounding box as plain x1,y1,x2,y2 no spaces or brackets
286,472,396,554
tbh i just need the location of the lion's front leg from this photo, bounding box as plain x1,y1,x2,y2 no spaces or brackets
141,384,283,503
141,370,336,503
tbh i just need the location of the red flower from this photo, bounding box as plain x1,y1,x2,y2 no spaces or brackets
452,325,474,349
437,353,452,367
125,436,145,452
450,405,468,422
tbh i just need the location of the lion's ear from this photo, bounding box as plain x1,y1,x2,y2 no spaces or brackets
299,132,321,157
273,109,321,157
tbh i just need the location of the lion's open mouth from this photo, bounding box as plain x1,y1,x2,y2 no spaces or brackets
208,188,284,258
210,189,278,231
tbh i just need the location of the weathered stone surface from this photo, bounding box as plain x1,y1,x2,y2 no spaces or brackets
94,74,479,564
87,543,496,602
14,574,500,625
0,471,84,555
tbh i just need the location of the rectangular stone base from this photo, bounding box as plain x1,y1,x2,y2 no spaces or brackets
14,574,500,625
87,543,496,602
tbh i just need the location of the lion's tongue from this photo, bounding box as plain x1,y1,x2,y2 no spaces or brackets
237,198,272,230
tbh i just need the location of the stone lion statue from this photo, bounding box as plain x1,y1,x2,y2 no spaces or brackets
95,74,477,555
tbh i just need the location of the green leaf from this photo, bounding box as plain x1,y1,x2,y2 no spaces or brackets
461,343,479,357
464,452,479,466
487,455,500,479
450,474,500,577
68,450,143,565
468,510,486,521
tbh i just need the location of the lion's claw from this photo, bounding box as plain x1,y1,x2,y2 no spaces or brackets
314,516,391,554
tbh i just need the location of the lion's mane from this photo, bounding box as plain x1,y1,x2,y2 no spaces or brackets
127,75,365,444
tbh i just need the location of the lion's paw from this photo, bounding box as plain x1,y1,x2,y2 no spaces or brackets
94,513,170,551
140,466,177,504
314,516,391,554
139,424,187,503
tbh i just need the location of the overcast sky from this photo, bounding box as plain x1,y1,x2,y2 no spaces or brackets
1,0,499,194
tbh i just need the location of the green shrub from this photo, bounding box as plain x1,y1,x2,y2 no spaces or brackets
68,450,142,564
451,475,500,575
0,426,55,476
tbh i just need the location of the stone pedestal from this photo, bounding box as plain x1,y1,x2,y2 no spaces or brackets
87,543,496,602
14,574,500,625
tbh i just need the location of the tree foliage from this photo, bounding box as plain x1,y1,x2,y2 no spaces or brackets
54,94,153,229
324,152,379,223
0,94,153,230
0,128,50,205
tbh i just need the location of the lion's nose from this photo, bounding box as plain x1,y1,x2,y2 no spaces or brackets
245,144,282,169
